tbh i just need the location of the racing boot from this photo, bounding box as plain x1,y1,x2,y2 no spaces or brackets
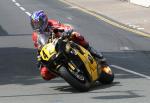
87,46,108,67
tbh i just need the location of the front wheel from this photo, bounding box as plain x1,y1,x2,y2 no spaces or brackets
98,66,114,84
59,67,91,92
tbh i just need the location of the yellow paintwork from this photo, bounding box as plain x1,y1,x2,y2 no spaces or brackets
74,45,99,81
40,43,56,61
68,62,76,70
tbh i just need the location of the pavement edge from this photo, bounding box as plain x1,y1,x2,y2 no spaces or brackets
59,0,150,38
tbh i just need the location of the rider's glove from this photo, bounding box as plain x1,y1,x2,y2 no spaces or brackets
61,32,69,39
64,29,73,35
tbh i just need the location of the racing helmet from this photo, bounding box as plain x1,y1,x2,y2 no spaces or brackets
30,10,48,32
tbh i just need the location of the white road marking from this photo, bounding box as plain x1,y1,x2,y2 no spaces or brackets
137,28,145,30
11,0,31,17
67,17,72,20
128,24,135,27
120,46,130,51
132,25,140,29
25,12,31,16
67,6,79,9
128,24,140,29
111,65,150,80
15,2,20,7
127,23,145,30
20,7,26,11
12,0,16,3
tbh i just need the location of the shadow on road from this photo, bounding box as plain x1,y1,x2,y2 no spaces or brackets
50,85,79,93
0,47,44,85
91,90,144,99
49,81,120,93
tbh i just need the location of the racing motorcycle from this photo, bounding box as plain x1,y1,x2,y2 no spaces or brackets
38,33,114,92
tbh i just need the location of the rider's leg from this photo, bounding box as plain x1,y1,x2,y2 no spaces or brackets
37,52,57,81
70,32,108,67
86,46,108,67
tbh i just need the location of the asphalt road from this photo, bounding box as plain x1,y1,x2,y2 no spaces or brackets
1,0,150,103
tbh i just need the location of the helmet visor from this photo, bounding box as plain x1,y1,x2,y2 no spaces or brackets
31,19,43,30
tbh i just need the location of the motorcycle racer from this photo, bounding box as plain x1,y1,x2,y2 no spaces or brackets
30,10,107,81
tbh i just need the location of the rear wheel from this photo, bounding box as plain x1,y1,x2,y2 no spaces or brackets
98,66,114,84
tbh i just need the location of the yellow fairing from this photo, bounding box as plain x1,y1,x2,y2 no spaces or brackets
76,46,99,81
40,43,56,61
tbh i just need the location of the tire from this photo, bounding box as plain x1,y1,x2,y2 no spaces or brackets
59,67,91,92
99,70,114,84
